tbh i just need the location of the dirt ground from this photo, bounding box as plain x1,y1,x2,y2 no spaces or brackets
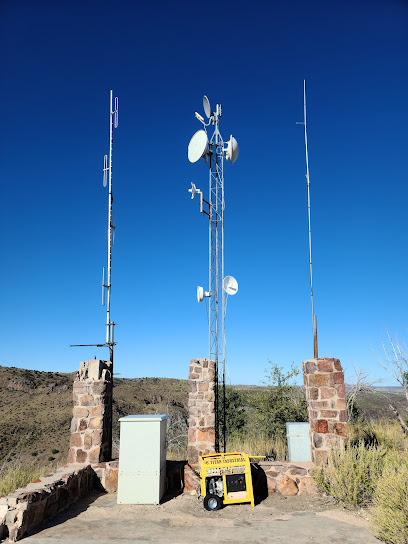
16,491,382,544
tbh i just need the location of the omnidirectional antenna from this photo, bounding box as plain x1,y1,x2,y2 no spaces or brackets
186,95,239,453
297,80,318,359
70,90,120,391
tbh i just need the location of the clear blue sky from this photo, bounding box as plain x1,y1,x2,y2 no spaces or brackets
1,0,407,385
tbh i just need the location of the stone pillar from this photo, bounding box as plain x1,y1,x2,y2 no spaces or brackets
68,359,113,464
302,357,348,465
184,358,216,491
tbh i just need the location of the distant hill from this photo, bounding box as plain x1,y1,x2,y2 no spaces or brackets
0,365,187,466
0,365,406,466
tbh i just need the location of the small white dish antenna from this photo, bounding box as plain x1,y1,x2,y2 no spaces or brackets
225,135,239,164
203,95,212,118
189,182,198,199
197,286,210,302
223,276,238,295
188,130,209,163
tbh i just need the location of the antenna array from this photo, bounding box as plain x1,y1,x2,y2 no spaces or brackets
70,90,119,368
187,96,239,452
102,91,119,365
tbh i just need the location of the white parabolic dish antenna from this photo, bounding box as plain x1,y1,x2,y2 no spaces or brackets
188,130,209,163
203,95,212,118
226,136,239,164
197,286,204,302
223,276,238,295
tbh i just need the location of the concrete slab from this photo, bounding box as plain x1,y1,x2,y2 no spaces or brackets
14,492,381,544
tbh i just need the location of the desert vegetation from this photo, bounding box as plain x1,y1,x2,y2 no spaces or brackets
2,359,408,543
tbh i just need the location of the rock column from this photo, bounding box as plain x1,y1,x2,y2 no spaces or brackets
303,357,348,465
185,358,216,491
68,359,113,464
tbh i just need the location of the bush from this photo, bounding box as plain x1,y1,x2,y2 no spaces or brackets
51,449,59,454
312,441,388,508
369,457,408,544
249,362,308,439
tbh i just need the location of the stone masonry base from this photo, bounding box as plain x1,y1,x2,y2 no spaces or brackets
0,462,119,542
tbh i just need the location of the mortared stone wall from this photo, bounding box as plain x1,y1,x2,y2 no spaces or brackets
302,357,348,465
67,359,113,464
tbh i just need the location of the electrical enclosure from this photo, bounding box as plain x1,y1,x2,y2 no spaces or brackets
117,414,168,504
286,422,312,462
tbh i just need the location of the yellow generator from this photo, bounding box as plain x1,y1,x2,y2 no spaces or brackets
199,452,255,511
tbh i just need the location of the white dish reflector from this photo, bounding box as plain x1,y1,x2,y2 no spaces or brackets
197,286,205,302
226,135,239,164
223,276,238,295
188,130,209,163
203,95,212,118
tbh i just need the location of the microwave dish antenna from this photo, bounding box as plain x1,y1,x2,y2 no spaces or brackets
188,130,209,163
225,136,239,164
186,94,239,454
223,276,238,295
197,286,210,302
203,95,213,118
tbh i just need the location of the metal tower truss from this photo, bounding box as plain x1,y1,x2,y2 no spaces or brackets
187,96,239,454
208,124,224,453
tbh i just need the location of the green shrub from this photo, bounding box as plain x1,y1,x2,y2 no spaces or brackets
369,457,408,544
248,362,308,440
312,441,387,508
51,449,59,454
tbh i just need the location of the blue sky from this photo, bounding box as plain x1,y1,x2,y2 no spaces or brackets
1,0,407,385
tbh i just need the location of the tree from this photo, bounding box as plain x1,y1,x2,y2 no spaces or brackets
377,332,408,404
249,362,308,439
346,367,382,422
219,386,247,442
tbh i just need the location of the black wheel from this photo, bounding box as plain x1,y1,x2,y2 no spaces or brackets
203,493,223,511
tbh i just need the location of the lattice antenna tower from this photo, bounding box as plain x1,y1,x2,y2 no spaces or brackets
187,96,239,452
102,90,119,365
297,80,318,358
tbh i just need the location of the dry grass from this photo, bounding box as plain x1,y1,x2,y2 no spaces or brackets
226,434,288,460
0,457,59,497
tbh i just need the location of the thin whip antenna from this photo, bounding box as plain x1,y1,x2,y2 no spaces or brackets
302,80,318,358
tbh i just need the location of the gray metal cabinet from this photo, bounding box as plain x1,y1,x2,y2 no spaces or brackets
286,422,312,462
117,414,168,504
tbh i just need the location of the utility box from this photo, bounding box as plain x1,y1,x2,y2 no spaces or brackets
117,414,168,504
286,422,312,462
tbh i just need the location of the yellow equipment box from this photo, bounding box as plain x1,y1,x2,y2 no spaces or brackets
199,452,255,511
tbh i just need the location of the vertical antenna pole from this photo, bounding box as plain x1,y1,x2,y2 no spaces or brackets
303,80,318,359
105,90,118,366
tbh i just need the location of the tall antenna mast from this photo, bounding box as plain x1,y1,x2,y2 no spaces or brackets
187,97,239,452
102,90,119,365
299,80,318,358
70,91,119,375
